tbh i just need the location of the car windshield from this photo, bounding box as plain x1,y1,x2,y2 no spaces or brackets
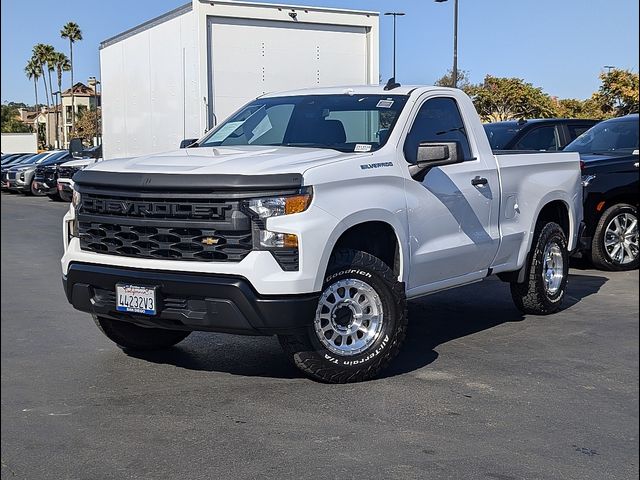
483,123,524,149
41,152,69,165
564,118,639,155
198,94,409,153
14,153,49,166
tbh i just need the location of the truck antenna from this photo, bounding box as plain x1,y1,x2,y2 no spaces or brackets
384,77,401,91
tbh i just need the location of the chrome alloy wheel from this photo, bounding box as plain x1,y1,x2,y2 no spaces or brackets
314,278,384,356
604,212,638,265
542,241,564,295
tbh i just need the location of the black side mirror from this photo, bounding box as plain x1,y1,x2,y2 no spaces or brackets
179,138,198,149
409,141,464,181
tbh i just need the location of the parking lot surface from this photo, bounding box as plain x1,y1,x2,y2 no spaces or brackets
1,192,638,480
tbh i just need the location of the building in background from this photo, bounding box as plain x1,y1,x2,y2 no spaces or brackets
61,82,101,147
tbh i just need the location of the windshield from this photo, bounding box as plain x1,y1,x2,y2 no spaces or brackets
483,123,524,149
41,152,69,165
14,153,49,166
198,94,409,153
564,118,639,154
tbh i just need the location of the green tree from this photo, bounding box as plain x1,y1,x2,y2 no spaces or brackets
24,58,41,115
434,69,471,90
75,108,101,144
555,97,605,120
1,105,32,133
593,68,639,117
51,52,71,147
466,75,557,122
61,22,83,133
32,44,54,110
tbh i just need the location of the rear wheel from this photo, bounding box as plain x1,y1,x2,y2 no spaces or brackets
510,222,569,315
93,316,190,350
278,249,407,383
590,204,638,271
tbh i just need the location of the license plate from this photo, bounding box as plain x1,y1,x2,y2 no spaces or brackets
116,284,157,315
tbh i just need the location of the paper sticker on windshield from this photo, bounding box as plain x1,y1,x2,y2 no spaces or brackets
376,99,394,108
208,121,243,142
354,144,372,152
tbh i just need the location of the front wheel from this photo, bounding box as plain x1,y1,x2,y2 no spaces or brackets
93,316,190,351
510,222,569,315
278,249,407,383
58,188,73,202
590,204,638,271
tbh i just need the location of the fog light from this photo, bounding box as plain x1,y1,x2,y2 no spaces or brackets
259,230,298,248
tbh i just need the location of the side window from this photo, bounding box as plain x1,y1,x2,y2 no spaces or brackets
403,97,473,163
567,124,592,141
515,126,558,151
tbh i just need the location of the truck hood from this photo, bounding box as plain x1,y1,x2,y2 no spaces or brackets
87,146,360,175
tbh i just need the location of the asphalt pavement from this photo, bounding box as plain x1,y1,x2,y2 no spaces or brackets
1,191,638,480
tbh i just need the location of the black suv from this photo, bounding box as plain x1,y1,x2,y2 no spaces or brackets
564,114,639,270
484,118,599,151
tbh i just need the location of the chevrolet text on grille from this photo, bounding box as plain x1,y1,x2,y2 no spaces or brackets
81,198,232,219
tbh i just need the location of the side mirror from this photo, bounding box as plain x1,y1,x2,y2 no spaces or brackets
179,138,198,149
409,141,464,181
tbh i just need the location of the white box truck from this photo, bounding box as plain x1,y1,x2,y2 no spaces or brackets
99,0,379,160
1,133,38,154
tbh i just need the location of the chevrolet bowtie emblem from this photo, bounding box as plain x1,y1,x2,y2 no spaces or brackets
201,237,219,246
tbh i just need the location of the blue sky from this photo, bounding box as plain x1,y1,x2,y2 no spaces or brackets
1,0,638,104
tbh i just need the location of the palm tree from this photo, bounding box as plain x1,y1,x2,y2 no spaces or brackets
24,59,42,146
24,58,41,110
52,52,71,147
61,22,83,134
32,44,54,110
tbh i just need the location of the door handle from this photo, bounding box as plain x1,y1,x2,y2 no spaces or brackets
471,176,488,187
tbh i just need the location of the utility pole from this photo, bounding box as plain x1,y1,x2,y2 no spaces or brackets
435,0,459,88
384,12,405,80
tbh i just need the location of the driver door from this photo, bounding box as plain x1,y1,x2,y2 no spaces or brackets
402,96,501,295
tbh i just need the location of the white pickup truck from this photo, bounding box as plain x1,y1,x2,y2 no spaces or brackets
62,86,582,383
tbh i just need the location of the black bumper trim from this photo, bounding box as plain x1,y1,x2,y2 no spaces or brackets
63,263,319,335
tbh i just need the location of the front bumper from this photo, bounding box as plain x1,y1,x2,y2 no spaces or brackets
63,262,320,335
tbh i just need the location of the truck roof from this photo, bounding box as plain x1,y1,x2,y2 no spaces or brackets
261,85,455,97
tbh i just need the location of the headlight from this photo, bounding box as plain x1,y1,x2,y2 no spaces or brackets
247,187,312,249
247,187,312,219
72,189,81,209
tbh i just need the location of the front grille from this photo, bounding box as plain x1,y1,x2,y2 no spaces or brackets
77,191,254,262
79,222,252,261
35,165,57,184
58,166,80,179
7,172,16,180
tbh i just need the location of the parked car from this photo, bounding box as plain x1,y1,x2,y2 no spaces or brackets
2,153,41,190
484,118,599,151
565,114,639,270
2,153,32,165
62,85,583,383
32,152,75,198
5,151,68,195
55,157,100,201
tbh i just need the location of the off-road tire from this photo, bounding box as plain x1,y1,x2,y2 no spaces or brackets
510,222,568,315
278,249,407,383
94,316,190,350
590,203,638,271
